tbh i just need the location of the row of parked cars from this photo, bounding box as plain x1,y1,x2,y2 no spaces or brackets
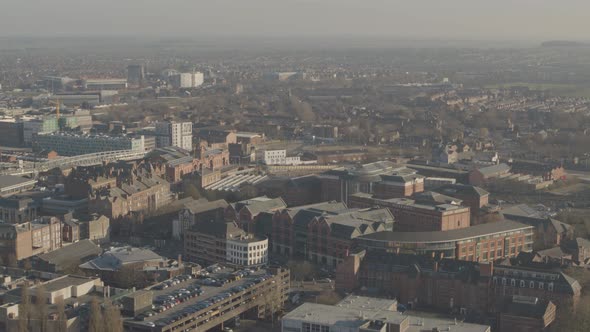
152,274,194,290
151,272,275,329
135,284,205,321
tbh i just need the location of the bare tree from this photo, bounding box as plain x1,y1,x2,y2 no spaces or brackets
88,297,104,332
103,300,123,332
18,284,30,332
34,283,48,332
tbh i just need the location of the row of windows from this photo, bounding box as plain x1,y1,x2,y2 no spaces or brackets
302,323,329,332
228,243,267,250
493,277,554,291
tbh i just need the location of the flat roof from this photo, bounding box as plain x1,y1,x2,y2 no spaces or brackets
0,175,36,190
283,300,490,332
38,275,96,293
358,220,533,244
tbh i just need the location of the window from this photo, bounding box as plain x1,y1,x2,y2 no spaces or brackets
520,280,526,288
302,323,311,332
502,278,507,286
530,281,535,289
548,283,554,291
511,279,516,287
539,282,544,290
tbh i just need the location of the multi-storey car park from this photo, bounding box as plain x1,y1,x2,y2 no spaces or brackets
124,266,290,332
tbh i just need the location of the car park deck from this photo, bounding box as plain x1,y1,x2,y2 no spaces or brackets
124,267,290,332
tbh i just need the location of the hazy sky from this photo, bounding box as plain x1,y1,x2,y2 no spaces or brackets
1,0,588,41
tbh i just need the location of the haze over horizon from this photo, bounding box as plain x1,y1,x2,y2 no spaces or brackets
1,0,589,42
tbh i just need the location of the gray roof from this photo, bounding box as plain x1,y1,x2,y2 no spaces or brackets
436,183,489,197
37,240,102,268
190,220,245,239
234,196,286,216
283,297,490,332
79,247,163,271
0,175,36,189
476,163,511,177
183,199,229,215
501,204,554,220
413,191,463,205
358,220,533,244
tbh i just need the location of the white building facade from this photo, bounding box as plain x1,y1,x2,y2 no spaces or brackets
171,72,204,89
226,237,268,267
155,121,193,151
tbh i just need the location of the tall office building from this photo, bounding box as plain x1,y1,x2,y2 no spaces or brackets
170,72,204,89
127,64,145,86
155,121,193,151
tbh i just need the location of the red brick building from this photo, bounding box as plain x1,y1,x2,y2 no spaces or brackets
335,252,581,316
498,296,556,332
270,201,394,268
354,220,533,262
434,183,490,211
373,171,425,199
469,163,511,186
349,192,470,232
510,160,566,181
226,196,286,233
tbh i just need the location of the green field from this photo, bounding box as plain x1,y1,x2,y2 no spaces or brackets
484,82,590,98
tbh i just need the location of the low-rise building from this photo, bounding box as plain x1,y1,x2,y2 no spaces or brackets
79,246,182,288
33,239,102,273
469,163,511,186
282,295,491,332
0,175,37,197
510,160,566,181
83,78,128,90
498,296,556,332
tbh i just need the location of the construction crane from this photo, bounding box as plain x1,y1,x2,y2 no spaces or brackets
48,98,60,119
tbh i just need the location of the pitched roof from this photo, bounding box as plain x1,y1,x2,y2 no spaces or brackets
37,240,102,268
413,191,463,205
79,247,164,271
234,196,286,216
191,220,245,239
476,163,511,177
435,183,489,197
359,220,533,244
183,199,229,215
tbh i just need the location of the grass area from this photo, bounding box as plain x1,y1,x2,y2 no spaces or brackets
484,82,590,98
